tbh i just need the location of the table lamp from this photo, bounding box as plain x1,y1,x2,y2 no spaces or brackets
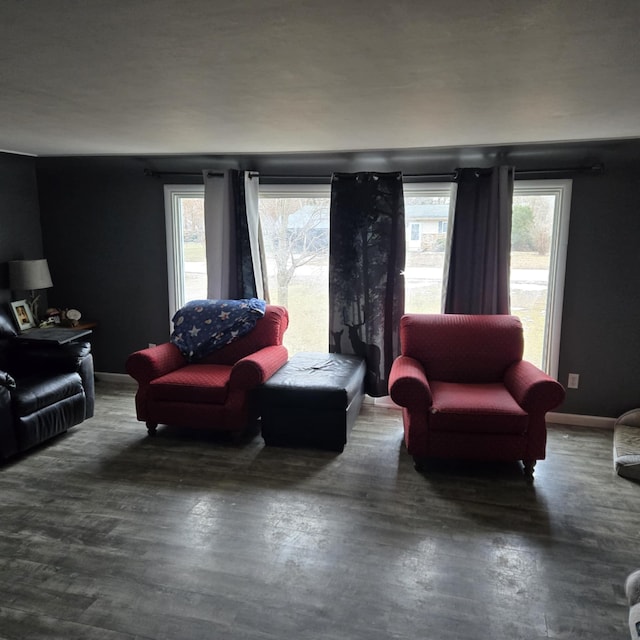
9,259,53,324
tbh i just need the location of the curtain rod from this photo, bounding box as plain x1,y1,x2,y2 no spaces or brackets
143,164,604,180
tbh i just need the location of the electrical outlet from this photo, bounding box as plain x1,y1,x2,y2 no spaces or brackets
567,373,579,389
148,342,156,348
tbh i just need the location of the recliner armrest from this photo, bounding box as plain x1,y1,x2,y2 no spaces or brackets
504,360,565,413
8,340,91,375
0,384,18,460
8,343,95,420
0,370,16,389
126,342,187,384
389,355,433,408
230,345,289,390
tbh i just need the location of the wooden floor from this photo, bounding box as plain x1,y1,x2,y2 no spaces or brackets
1,382,638,639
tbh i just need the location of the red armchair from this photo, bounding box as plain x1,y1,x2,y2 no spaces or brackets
126,305,289,437
389,314,565,480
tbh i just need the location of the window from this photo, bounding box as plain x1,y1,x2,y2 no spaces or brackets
164,185,206,322
402,179,571,375
403,184,454,315
165,178,570,376
510,180,571,376
258,185,331,354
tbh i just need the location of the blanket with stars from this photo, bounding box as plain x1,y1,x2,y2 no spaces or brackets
170,298,267,361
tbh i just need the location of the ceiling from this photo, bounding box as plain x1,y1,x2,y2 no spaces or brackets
2,0,640,157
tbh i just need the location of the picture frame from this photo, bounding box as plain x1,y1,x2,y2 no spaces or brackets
10,299,36,332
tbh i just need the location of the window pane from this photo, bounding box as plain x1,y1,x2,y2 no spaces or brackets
164,181,569,377
180,196,207,304
510,192,556,368
404,192,451,314
259,195,330,354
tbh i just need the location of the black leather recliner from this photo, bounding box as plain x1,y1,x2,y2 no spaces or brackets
0,305,94,461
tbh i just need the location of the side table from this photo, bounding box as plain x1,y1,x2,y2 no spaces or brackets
16,326,93,345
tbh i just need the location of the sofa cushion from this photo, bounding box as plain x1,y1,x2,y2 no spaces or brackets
12,372,83,416
148,364,231,404
429,381,529,434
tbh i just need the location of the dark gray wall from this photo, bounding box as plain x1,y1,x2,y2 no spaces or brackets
36,156,169,375
558,155,640,416
0,153,43,306
33,139,640,418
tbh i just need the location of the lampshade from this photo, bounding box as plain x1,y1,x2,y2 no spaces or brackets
9,259,53,291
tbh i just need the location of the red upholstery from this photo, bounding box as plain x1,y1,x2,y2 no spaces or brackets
149,365,231,404
126,305,289,435
389,314,565,479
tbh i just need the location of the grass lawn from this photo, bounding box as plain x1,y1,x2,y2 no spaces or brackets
183,243,549,367
184,242,205,262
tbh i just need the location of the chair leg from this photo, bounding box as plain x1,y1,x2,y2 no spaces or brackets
146,422,158,436
230,430,244,445
523,459,536,482
413,456,427,473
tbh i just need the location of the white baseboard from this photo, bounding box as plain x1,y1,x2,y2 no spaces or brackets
546,412,615,429
362,395,401,409
373,396,401,409
95,372,136,386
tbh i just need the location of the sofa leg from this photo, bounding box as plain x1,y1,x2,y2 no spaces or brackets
146,422,158,436
523,459,536,482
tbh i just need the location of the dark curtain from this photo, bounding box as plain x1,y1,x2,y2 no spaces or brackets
444,166,514,314
328,172,405,396
204,169,268,301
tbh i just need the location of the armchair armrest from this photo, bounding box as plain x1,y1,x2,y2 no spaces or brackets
504,360,565,413
126,342,187,384
389,355,433,409
230,345,289,390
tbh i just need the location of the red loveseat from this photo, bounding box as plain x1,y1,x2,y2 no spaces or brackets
389,314,565,480
126,305,289,437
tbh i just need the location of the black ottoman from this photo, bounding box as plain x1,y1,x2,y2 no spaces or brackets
259,352,366,452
